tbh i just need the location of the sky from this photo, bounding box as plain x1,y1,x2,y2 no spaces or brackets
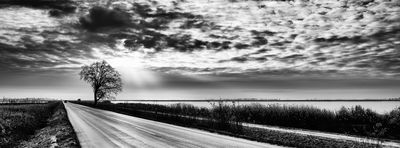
0,0,400,100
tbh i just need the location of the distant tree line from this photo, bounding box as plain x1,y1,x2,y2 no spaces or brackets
0,98,49,104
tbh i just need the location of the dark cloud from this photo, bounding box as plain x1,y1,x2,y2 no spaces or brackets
252,36,268,46
0,0,77,13
79,6,131,31
234,43,250,49
131,3,198,19
74,2,228,52
254,49,270,54
123,32,207,52
314,35,366,43
250,30,276,36
129,2,209,29
209,34,239,40
122,30,232,52
230,57,248,63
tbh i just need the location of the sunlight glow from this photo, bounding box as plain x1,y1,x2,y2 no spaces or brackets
107,57,162,88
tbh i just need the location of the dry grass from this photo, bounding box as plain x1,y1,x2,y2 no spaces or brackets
0,102,58,147
16,102,80,148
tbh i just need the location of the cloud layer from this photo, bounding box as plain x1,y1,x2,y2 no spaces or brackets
0,0,399,81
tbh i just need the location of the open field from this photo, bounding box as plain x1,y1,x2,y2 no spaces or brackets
72,101,399,147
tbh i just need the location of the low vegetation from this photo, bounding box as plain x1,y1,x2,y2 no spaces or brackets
0,103,57,147
74,101,399,147
17,102,80,148
0,101,80,148
237,104,400,140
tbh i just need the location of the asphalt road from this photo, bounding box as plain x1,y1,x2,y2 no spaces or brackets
64,103,283,148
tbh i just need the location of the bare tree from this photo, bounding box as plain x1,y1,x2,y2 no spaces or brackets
79,60,122,105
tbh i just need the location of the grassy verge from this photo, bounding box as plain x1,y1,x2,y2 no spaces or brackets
17,102,80,148
0,102,58,147
242,127,377,148
73,101,388,148
0,102,80,148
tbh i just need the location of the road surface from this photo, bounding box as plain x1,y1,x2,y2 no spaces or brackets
64,103,283,148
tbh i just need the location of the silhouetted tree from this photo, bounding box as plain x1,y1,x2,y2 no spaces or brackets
79,60,122,105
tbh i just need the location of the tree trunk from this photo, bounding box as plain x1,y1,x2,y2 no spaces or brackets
94,89,98,105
